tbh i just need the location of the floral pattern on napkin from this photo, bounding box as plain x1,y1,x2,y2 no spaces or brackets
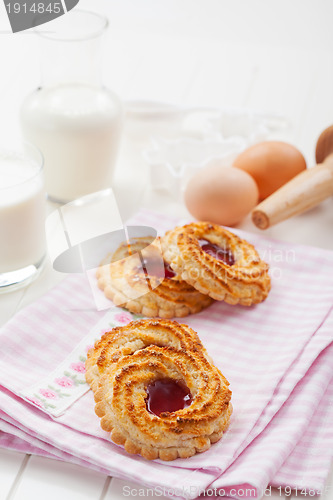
21,307,142,417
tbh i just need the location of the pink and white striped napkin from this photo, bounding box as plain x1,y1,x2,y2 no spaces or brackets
0,209,332,499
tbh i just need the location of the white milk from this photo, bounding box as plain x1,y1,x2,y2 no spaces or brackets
21,84,123,202
0,155,45,273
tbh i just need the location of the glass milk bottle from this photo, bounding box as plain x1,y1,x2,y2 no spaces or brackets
21,10,123,203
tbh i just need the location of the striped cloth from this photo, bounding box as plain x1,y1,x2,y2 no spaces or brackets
0,209,332,499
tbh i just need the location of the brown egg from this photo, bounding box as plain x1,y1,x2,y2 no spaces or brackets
184,163,259,226
233,141,306,200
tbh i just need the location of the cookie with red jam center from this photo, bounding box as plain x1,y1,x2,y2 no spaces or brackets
162,222,271,306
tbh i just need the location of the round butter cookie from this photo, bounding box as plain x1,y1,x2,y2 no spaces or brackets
86,319,232,461
97,237,213,318
162,222,271,305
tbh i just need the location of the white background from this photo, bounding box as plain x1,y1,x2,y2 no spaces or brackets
0,1,332,499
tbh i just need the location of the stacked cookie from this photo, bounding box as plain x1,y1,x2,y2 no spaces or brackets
97,235,213,318
86,319,232,461
97,221,271,317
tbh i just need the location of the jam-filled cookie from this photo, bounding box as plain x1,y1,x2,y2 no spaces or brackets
86,319,232,461
97,237,213,318
162,222,271,305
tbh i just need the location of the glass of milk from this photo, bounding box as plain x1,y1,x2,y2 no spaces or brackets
21,10,123,204
0,144,46,292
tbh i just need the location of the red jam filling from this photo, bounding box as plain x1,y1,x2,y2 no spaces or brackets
142,258,176,279
163,261,176,279
198,239,235,266
146,378,192,417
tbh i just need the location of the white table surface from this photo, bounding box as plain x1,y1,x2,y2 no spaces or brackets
0,1,332,499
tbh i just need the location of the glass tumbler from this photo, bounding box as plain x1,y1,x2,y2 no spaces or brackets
0,143,46,292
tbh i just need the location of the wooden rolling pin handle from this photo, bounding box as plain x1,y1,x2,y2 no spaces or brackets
252,153,333,229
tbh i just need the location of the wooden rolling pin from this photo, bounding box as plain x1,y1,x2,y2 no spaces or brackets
252,125,333,229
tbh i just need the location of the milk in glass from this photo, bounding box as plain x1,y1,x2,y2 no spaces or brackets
0,152,45,274
21,84,122,202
